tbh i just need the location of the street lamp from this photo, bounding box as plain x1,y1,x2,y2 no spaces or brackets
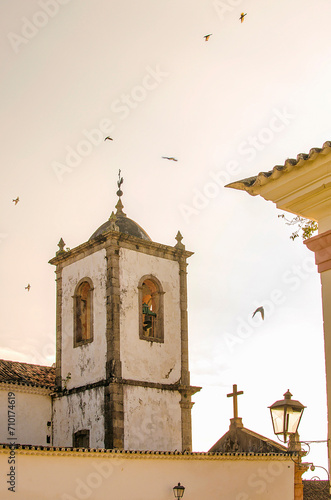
269,389,305,443
173,483,185,499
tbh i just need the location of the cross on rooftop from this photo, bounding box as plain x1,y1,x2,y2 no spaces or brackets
227,384,244,418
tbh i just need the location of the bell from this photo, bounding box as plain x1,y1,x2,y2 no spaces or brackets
142,302,157,332
143,319,152,331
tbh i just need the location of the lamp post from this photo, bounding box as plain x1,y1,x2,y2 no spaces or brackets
269,390,305,444
269,391,308,500
173,483,185,499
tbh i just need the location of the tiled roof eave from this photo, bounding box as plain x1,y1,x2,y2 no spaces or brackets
225,141,331,195
0,359,55,390
0,381,54,394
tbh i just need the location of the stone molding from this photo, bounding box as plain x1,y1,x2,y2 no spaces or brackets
49,231,193,269
0,444,292,460
0,382,52,396
304,229,331,272
51,377,200,397
51,380,106,398
72,277,94,348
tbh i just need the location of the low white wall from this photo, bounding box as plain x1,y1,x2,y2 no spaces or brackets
0,447,294,500
0,385,52,447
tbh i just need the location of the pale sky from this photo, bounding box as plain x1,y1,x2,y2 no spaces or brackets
1,0,330,478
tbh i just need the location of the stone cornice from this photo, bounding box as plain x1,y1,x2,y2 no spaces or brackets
49,231,193,268
304,229,331,272
0,444,292,460
52,377,201,397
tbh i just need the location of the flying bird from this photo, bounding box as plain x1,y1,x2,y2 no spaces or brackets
104,136,113,141
12,197,19,205
25,284,31,292
162,156,178,162
204,34,212,41
239,12,247,23
252,306,264,320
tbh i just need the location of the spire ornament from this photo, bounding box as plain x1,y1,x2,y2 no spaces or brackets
115,169,126,216
117,169,124,198
56,238,66,255
175,231,185,249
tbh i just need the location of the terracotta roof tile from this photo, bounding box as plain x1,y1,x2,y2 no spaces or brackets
0,359,55,389
303,480,330,499
209,424,287,454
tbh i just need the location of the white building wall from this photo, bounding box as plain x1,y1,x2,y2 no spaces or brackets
61,249,107,388
119,248,181,384
52,386,104,447
0,385,52,446
123,385,182,451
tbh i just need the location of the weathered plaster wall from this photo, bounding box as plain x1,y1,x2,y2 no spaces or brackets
61,249,107,388
0,448,295,500
0,385,51,446
123,385,181,451
119,248,181,384
52,387,104,447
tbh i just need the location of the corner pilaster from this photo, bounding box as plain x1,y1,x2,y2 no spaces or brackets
104,243,124,449
178,256,190,386
294,462,309,500
305,230,331,473
55,266,63,389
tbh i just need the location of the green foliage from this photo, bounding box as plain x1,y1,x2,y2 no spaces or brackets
278,214,318,241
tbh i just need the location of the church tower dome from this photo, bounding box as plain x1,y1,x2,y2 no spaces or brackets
89,170,151,241
89,200,151,242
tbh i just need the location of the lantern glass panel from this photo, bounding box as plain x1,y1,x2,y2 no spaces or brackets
287,408,302,434
270,408,284,434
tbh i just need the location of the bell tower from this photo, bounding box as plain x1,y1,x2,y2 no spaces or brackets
50,173,200,451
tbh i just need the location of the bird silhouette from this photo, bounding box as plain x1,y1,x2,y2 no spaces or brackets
162,156,178,161
239,12,247,23
12,197,19,205
104,136,113,141
204,34,212,41
25,284,31,292
252,306,264,320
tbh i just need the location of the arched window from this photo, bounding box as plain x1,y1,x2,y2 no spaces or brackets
73,278,94,347
138,275,164,342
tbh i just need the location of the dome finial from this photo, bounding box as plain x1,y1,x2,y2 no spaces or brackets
116,169,124,198
115,169,126,216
